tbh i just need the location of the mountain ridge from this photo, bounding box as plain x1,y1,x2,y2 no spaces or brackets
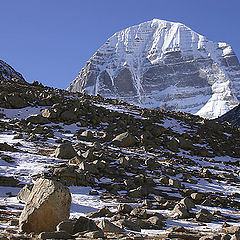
68,19,240,119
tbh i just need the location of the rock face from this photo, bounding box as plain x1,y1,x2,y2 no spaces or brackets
19,178,71,234
68,19,240,119
0,59,25,83
217,104,240,127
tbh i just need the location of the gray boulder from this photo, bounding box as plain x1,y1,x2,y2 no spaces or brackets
98,219,123,233
19,178,71,234
112,132,137,147
55,141,77,159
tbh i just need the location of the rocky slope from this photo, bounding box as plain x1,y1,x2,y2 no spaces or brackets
217,104,240,127
1,73,240,239
68,19,240,119
0,59,25,83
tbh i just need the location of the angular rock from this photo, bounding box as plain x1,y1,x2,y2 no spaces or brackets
116,219,141,232
98,219,123,233
56,220,75,234
117,204,133,214
191,192,204,202
112,132,137,147
5,93,28,109
73,216,99,234
180,197,195,210
0,176,20,187
83,230,104,239
196,209,213,223
147,216,165,229
55,141,77,159
172,203,190,219
39,231,74,239
87,206,113,218
19,178,71,234
0,142,18,152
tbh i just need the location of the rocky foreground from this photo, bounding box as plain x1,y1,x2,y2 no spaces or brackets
0,77,240,239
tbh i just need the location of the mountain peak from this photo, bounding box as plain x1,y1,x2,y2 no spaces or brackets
68,19,240,119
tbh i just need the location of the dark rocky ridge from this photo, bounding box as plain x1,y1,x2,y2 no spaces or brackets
0,59,25,83
218,104,240,127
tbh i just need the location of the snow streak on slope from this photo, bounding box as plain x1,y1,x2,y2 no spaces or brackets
68,19,240,119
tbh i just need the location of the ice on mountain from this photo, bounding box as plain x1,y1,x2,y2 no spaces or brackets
68,19,240,119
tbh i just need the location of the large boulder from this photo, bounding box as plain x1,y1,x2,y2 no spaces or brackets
55,141,77,159
112,132,137,147
19,178,71,234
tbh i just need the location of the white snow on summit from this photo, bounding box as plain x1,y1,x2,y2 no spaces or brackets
68,19,240,119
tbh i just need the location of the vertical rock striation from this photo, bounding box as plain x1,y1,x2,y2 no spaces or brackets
68,19,240,119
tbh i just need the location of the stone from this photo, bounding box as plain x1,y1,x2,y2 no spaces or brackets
83,230,104,238
196,209,213,223
56,220,75,234
167,138,179,152
0,176,20,187
0,142,17,152
167,226,187,232
19,178,71,234
81,149,94,160
191,192,204,202
147,216,165,229
112,132,137,147
79,162,98,174
38,231,74,239
116,219,141,232
41,108,58,119
117,204,133,214
180,197,195,210
60,110,77,122
5,93,28,108
223,226,240,234
178,137,194,150
169,178,183,188
87,206,113,218
172,203,190,219
98,219,123,233
130,208,148,219
199,235,222,240
55,141,77,159
80,130,94,140
73,216,100,234
17,184,33,202
26,115,50,124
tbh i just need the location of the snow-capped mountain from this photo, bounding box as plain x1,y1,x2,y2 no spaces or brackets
67,19,240,119
0,59,25,82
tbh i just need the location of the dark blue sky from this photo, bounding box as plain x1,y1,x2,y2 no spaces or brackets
1,0,240,89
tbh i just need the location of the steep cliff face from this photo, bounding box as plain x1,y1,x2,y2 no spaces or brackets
67,19,240,119
0,59,25,83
